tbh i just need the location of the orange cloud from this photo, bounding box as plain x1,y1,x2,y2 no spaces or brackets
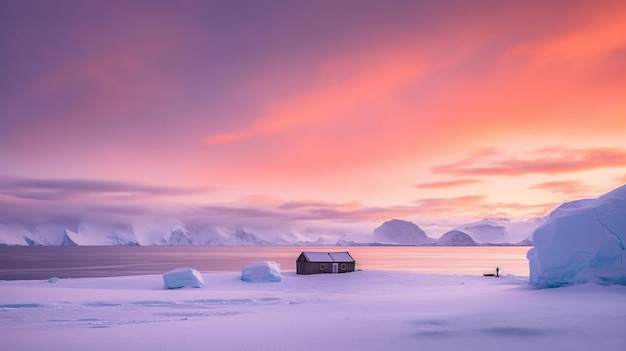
433,147,626,176
414,179,483,189
204,51,427,144
412,195,486,215
196,2,626,186
490,201,559,218
528,180,593,196
278,200,362,211
505,5,626,70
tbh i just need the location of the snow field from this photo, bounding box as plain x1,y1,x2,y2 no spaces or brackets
1,271,625,351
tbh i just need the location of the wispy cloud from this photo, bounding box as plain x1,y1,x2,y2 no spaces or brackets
204,52,427,144
0,176,207,201
278,200,362,211
504,5,626,70
433,147,626,177
414,179,483,189
528,180,593,196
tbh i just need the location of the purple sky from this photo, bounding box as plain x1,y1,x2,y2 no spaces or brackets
1,0,626,234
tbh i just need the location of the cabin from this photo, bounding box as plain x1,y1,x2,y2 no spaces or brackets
296,252,356,274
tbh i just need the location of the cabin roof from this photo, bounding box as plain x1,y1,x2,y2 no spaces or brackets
301,251,354,263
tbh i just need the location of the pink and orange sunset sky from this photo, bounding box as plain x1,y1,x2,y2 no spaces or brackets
1,0,625,235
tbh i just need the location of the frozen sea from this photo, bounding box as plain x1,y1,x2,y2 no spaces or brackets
0,246,530,280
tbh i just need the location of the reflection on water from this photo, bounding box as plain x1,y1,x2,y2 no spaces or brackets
0,246,531,280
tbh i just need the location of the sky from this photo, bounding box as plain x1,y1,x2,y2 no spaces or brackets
1,0,625,236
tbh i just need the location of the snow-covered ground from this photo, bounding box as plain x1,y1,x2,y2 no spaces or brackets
1,271,624,351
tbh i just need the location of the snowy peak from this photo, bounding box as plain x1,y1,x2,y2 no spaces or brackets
372,219,433,245
162,226,193,245
62,223,138,246
453,218,540,244
435,230,478,246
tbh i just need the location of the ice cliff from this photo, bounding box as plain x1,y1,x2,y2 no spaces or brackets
527,184,626,287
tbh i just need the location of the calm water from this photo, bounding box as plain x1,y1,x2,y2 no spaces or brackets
0,246,531,280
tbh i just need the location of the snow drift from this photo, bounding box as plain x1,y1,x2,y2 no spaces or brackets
241,261,283,282
2,271,625,351
528,184,626,288
162,267,206,289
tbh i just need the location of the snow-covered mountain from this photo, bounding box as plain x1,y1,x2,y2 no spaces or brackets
62,223,139,246
1,216,543,246
528,184,626,287
0,219,337,246
337,219,434,245
372,219,433,245
452,218,542,245
434,230,478,246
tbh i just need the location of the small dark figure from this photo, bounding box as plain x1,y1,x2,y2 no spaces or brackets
496,267,500,277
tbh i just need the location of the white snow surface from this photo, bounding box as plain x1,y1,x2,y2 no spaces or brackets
1,271,625,351
301,251,355,262
162,267,206,289
240,261,283,282
528,184,626,287
329,252,354,262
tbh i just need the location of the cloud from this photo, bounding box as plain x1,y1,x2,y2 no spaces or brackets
278,200,362,211
414,179,483,189
0,176,205,201
411,195,487,216
0,176,215,226
433,147,626,177
504,4,626,70
528,180,593,196
185,194,500,228
204,51,427,144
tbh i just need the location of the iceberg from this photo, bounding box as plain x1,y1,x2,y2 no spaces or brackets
241,261,283,282
162,267,206,289
528,184,626,288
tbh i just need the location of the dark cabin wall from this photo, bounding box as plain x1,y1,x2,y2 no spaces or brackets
296,252,356,274
296,261,356,274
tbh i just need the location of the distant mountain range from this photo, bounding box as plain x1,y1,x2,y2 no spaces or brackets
337,218,540,246
0,216,541,246
9,184,624,248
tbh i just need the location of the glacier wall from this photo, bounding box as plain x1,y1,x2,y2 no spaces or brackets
527,185,626,288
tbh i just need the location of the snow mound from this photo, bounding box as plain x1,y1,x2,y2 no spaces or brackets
372,219,433,245
435,230,478,246
527,184,626,288
241,261,283,282
162,267,206,289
